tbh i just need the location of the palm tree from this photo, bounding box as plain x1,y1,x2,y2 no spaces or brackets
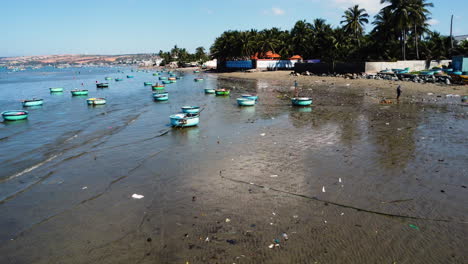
290,20,313,58
408,0,433,59
340,5,369,47
380,0,417,60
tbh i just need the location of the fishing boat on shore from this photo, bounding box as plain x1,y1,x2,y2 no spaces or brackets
204,88,215,94
71,89,89,96
96,83,109,88
127,75,134,78
291,97,313,106
237,98,256,106
86,98,106,105
49,87,64,93
215,89,230,96
242,94,258,101
153,92,169,101
2,110,29,121
22,99,44,107
194,78,204,82
170,113,199,127
181,106,200,114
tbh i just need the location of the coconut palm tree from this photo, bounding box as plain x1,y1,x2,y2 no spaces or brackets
290,20,313,58
408,0,433,59
340,5,369,47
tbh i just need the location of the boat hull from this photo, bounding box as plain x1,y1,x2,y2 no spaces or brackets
153,93,169,101
2,111,29,121
170,114,199,127
87,98,106,105
181,106,200,114
144,82,153,86
152,86,165,90
237,98,256,106
159,77,168,80
96,83,109,88
22,100,44,107
242,94,258,100
49,88,64,92
71,90,89,96
292,98,313,106
194,78,204,82
215,90,230,96
127,75,134,78
204,89,215,94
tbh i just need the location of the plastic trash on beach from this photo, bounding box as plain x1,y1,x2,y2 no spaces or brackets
282,233,289,240
132,194,144,199
260,133,266,136
409,224,420,230
268,244,275,249
225,218,231,223
322,186,326,193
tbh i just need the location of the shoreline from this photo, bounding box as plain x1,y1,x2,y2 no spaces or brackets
214,71,468,101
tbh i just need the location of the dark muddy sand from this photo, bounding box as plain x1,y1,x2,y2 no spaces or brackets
1,74,467,264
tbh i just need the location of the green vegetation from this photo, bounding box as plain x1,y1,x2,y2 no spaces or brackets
209,0,468,64
159,45,209,67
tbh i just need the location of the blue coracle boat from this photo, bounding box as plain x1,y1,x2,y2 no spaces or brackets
170,113,199,127
291,97,313,106
22,99,44,107
181,106,200,114
242,94,258,101
153,92,169,101
237,98,256,106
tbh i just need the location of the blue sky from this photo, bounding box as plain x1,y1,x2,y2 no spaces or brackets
1,0,467,57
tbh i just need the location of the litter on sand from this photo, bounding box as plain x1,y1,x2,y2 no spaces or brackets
225,218,231,223
132,194,144,199
270,175,278,178
322,186,326,192
409,224,420,230
82,186,88,190
260,133,266,136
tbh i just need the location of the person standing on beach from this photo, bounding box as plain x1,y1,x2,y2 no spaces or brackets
294,80,299,97
396,85,402,101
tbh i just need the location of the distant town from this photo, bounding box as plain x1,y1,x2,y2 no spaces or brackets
0,54,164,70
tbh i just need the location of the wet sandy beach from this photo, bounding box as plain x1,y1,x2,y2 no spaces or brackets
0,70,467,264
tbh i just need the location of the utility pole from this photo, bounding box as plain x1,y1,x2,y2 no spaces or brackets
450,15,454,49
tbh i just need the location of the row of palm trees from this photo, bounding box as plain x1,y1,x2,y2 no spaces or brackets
210,0,467,64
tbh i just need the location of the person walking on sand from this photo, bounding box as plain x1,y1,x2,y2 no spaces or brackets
396,85,402,101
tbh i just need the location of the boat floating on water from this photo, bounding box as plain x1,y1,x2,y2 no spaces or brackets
2,110,29,121
194,78,204,82
159,77,168,80
49,87,64,93
204,88,215,94
237,98,256,106
215,89,230,96
96,83,109,88
162,80,171,84
127,75,134,78
144,82,153,86
153,92,169,101
291,97,313,106
115,78,123,81
87,98,107,105
105,77,113,80
152,84,165,90
22,99,44,107
181,106,200,114
170,113,199,127
71,89,89,96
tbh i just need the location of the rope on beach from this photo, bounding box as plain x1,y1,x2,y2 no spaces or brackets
219,170,467,224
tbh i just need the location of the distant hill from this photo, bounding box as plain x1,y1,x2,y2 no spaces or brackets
0,54,160,66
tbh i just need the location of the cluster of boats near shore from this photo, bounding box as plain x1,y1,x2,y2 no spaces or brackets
1,69,314,126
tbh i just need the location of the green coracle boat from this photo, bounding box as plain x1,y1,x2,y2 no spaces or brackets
162,80,171,84
170,80,177,83
115,78,123,81
153,73,159,76
2,110,29,121
152,85,165,90
71,89,89,96
49,87,64,93
144,82,153,86
215,89,230,96
159,77,168,80
22,99,44,107
105,77,113,80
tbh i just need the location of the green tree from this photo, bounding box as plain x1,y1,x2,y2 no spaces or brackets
340,5,369,47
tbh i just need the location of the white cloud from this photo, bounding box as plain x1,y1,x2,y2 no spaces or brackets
332,0,385,15
272,7,285,15
427,19,439,26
